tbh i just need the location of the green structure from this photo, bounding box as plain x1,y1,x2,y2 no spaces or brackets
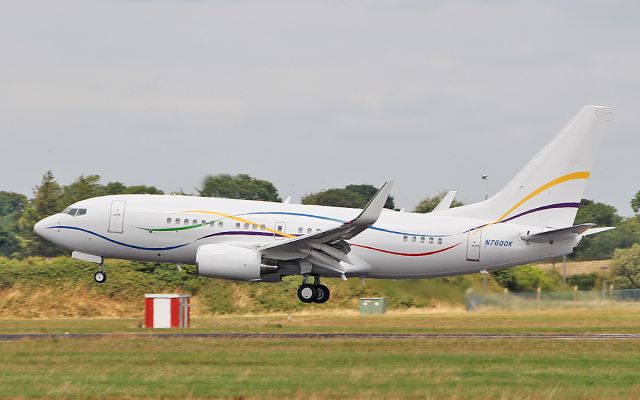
359,297,387,314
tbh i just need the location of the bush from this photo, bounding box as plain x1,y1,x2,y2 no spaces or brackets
567,273,598,290
491,265,562,292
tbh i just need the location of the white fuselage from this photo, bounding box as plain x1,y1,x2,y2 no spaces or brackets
35,194,577,279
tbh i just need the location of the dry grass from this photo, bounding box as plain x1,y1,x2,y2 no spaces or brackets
0,283,143,319
535,259,611,276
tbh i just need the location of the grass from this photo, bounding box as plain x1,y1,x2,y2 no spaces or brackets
0,336,638,399
1,307,639,335
0,308,639,398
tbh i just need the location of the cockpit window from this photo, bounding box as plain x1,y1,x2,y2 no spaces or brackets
62,208,87,217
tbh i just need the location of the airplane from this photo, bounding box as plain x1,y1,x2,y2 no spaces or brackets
34,105,614,304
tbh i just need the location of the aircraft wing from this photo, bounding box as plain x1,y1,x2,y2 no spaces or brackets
259,181,393,277
432,191,457,212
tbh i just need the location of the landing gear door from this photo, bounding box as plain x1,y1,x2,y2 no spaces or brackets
108,200,126,234
274,222,286,240
466,230,482,261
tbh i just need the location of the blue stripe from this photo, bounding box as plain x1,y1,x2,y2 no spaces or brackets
48,226,190,251
47,226,292,252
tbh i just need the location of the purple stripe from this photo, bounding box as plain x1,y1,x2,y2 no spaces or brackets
194,231,302,242
500,202,581,223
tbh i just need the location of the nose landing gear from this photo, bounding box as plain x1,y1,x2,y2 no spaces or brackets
93,264,107,284
296,276,331,303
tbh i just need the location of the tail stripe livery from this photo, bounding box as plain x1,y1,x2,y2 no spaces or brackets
493,171,590,223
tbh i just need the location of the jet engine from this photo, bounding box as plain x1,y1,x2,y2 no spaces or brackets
195,244,277,281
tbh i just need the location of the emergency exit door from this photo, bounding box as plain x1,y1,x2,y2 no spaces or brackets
466,230,482,261
108,200,126,233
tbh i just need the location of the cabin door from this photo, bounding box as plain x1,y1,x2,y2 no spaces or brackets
466,230,482,261
108,200,126,233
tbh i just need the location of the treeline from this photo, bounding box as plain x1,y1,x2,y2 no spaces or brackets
2,171,640,263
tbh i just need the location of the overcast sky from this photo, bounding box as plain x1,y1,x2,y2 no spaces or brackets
1,1,638,214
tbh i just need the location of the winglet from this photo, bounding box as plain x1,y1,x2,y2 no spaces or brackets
432,191,457,212
350,181,393,226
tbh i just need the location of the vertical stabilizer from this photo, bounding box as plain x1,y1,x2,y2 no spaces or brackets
440,106,612,228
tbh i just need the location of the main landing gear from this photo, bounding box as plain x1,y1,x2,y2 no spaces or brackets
94,264,107,284
297,276,330,304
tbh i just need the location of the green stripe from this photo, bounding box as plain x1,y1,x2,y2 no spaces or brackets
139,217,225,233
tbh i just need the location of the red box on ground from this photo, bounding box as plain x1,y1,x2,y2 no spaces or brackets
144,294,190,328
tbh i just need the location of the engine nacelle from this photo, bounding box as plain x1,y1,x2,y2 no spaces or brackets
195,244,277,281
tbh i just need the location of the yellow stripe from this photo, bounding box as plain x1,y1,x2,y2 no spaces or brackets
184,210,297,239
494,171,590,223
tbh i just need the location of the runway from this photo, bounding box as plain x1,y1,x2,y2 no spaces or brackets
1,332,639,341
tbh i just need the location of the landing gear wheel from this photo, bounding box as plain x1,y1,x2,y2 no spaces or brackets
297,284,318,303
94,271,107,284
314,284,330,304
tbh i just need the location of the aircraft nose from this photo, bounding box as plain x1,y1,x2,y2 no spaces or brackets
34,218,48,238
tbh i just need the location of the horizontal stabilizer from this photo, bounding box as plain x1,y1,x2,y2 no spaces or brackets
583,226,616,236
521,223,595,243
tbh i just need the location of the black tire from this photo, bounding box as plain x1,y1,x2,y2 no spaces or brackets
314,285,330,304
297,284,318,303
94,271,107,284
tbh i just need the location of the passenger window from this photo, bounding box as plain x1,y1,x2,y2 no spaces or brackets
184,219,189,225
317,228,321,232
209,221,215,227
202,220,207,225
420,236,425,243
412,236,416,242
76,209,87,216
244,223,249,229
260,224,266,231
307,228,312,233
438,238,443,245
298,227,303,234
236,222,241,229
175,218,181,225
167,218,172,224
429,237,434,244
218,221,223,227
403,235,408,242
252,224,257,230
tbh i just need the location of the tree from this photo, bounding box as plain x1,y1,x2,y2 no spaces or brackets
16,171,64,257
632,191,640,215
59,175,103,206
303,184,396,209
199,174,281,202
414,192,464,213
345,184,395,209
611,243,640,289
574,199,622,226
0,192,28,256
573,217,640,260
302,189,365,208
59,176,164,207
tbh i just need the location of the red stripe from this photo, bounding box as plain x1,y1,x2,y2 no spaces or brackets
351,242,462,257
145,298,154,328
170,298,180,328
